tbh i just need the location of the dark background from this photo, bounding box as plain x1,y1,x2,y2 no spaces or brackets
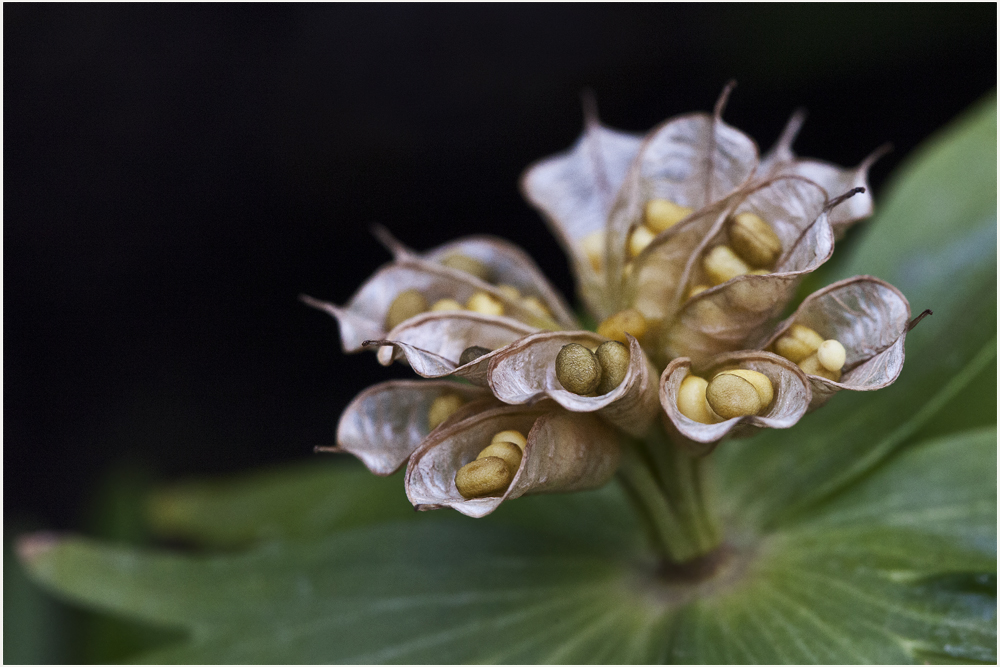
5,4,996,531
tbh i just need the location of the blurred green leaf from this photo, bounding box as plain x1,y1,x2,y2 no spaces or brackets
5,526,67,664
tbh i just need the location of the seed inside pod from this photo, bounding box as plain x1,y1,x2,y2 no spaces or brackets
385,289,428,330
496,284,521,300
817,339,846,372
555,343,602,395
459,345,492,366
728,212,782,268
595,340,630,394
490,429,527,451
455,457,512,499
430,298,464,311
465,291,504,316
597,308,648,344
520,295,553,319
441,253,491,281
581,230,605,272
645,199,693,233
628,225,655,258
677,375,717,424
476,441,523,474
427,393,465,430
703,245,751,285
687,284,710,299
799,352,842,382
774,324,825,363
715,369,774,408
706,372,763,420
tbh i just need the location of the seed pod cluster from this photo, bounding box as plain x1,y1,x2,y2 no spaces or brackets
676,368,774,423
555,340,631,396
772,323,846,381
698,211,782,290
454,429,526,499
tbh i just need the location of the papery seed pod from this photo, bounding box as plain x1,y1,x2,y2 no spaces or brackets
659,351,811,455
328,380,493,475
488,332,659,436
759,276,912,409
405,403,620,517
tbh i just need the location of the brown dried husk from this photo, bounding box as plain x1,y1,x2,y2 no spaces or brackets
404,403,621,517
487,332,659,436
759,275,911,409
369,311,539,385
659,351,811,454
333,380,494,476
655,177,833,366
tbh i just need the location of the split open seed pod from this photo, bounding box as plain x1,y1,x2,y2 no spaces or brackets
760,275,912,409
660,351,811,455
330,380,494,475
405,403,621,518
487,332,659,436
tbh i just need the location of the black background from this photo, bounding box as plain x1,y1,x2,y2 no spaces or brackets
5,4,996,530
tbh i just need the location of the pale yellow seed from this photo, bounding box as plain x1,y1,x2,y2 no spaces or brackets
520,295,552,318
716,369,773,409
817,339,846,372
687,284,711,299
645,199,693,233
799,352,842,382
595,340,630,394
385,289,428,330
749,269,770,275
703,245,751,285
496,284,521,300
427,393,465,430
729,212,782,268
455,457,512,499
706,373,762,419
490,429,527,451
430,298,463,312
628,225,656,258
597,308,649,344
441,253,491,281
581,230,605,272
677,375,716,424
466,291,504,316
476,441,523,475
555,343,602,395
774,324,825,363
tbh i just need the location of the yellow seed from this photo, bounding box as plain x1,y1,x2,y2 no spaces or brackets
581,230,605,272
595,340,630,394
476,441,523,474
799,352,842,382
555,343,602,395
441,253,491,281
749,269,770,275
385,289,428,330
466,291,504,316
715,369,773,408
430,298,463,312
496,284,521,300
597,308,649,344
628,225,656,258
729,212,783,268
455,457,512,499
703,245,751,285
774,324,825,363
817,339,846,372
490,429,527,451
645,199,693,233
427,393,465,430
706,373,762,419
520,295,552,318
687,284,711,299
677,375,716,424
458,346,492,366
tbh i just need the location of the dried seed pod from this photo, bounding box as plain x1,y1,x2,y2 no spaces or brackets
459,345,492,366
774,324,825,363
728,211,782,268
430,298,464,312
597,308,649,344
644,199,693,233
676,375,716,424
817,339,846,372
490,429,527,451
441,253,491,281
703,245,751,285
595,340,630,394
706,372,762,419
455,457,513,499
476,440,523,474
428,392,466,430
385,289,428,330
466,291,504,316
555,343,602,395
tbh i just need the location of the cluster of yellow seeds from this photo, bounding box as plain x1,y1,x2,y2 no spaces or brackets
555,340,631,396
455,429,527,499
772,324,846,381
689,212,781,298
384,253,552,330
677,368,774,423
580,198,694,272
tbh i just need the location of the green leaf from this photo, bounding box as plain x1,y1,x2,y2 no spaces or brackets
714,92,997,530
